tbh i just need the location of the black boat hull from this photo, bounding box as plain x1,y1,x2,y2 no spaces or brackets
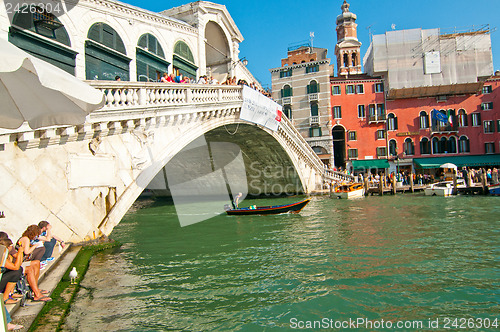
225,198,311,216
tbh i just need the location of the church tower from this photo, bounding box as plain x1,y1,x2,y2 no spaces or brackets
335,0,362,76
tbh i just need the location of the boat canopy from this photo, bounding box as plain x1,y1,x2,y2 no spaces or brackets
352,159,390,170
414,154,500,169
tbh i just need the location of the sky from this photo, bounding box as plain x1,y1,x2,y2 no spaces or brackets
120,0,500,88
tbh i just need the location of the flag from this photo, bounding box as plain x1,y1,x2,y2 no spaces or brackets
447,109,453,126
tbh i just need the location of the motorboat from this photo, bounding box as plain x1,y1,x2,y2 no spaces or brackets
488,183,500,196
332,183,365,199
424,179,466,196
225,198,311,215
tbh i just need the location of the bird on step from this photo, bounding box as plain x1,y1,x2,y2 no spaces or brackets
69,267,78,284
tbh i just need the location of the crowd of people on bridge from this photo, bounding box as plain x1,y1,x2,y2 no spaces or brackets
0,222,65,330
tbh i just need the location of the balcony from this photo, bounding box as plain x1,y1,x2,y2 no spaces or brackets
281,96,292,105
431,123,458,133
308,93,318,102
368,114,386,123
309,116,320,126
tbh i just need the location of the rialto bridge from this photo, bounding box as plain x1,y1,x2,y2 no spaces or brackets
0,83,353,241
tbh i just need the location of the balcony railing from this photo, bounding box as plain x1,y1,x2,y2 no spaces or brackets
308,93,318,102
431,123,459,133
368,114,386,123
309,116,319,126
281,96,292,105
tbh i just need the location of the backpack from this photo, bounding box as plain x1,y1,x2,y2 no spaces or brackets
15,274,33,307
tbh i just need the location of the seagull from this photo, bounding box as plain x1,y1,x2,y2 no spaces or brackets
69,267,78,284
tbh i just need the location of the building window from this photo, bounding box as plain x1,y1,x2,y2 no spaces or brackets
389,139,397,156
375,83,384,93
356,84,364,94
307,80,319,94
458,109,468,127
376,130,386,140
348,131,357,141
482,85,492,94
346,85,355,94
333,106,342,119
281,84,292,98
471,113,481,126
484,120,494,133
311,102,319,117
497,120,500,132
358,105,366,118
485,142,495,154
420,137,431,155
448,136,457,153
280,68,292,78
348,148,358,159
283,105,292,119
376,147,387,157
332,85,341,95
458,136,470,153
310,127,322,137
387,113,398,130
481,102,493,110
306,64,319,73
419,111,429,129
404,138,415,156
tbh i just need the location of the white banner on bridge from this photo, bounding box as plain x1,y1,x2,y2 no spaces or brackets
240,85,282,131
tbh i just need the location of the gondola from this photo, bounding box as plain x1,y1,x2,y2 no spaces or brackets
225,198,311,216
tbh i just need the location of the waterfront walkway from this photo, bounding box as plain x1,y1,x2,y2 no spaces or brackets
7,245,80,331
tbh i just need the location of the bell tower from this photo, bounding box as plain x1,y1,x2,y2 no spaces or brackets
335,0,362,76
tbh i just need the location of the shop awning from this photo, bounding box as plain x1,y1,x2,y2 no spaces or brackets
413,154,500,169
352,159,390,170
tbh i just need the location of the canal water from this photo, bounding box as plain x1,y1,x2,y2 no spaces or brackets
63,194,499,331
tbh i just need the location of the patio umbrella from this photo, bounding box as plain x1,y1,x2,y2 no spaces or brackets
0,38,105,130
440,163,457,169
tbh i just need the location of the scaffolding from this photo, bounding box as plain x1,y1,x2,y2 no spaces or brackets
363,26,493,99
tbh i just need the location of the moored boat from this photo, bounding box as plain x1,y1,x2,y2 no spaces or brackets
488,183,500,196
331,183,365,199
424,179,466,196
225,198,311,215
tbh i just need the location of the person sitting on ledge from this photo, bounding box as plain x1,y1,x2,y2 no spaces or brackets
16,225,51,302
0,237,23,305
37,221,65,263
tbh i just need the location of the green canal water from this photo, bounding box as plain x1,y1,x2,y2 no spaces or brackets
63,194,499,331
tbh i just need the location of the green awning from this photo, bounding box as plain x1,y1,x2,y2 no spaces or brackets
352,159,390,170
413,154,500,169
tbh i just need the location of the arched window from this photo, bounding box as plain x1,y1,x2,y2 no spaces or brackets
343,53,349,67
389,139,397,156
432,137,439,154
387,113,398,131
136,33,169,82
352,53,357,66
10,7,76,74
85,23,130,80
420,137,431,155
440,137,448,153
404,138,415,156
448,136,457,154
173,41,197,79
307,80,319,94
458,136,470,153
458,109,468,127
419,111,429,129
281,84,292,98
310,102,319,117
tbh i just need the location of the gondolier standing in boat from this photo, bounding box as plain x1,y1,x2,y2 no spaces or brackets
234,193,243,209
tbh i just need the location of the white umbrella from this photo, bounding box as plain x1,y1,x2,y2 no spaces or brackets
440,163,457,169
0,38,105,129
